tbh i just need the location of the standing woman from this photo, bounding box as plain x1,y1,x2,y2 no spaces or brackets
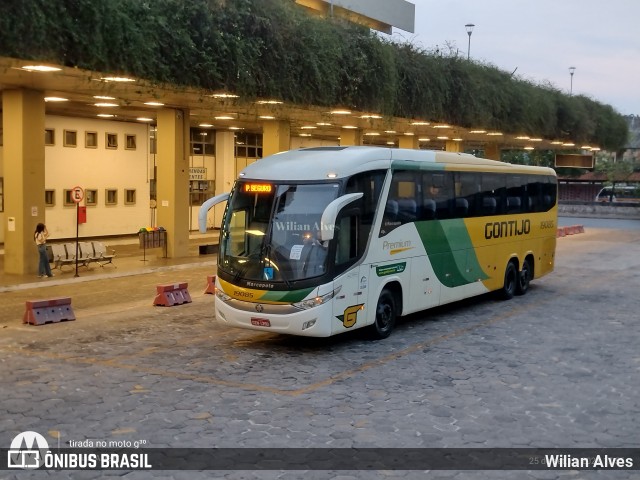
34,223,54,278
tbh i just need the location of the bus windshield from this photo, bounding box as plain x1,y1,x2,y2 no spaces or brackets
219,181,340,284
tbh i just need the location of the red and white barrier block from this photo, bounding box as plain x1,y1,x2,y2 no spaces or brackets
153,282,192,307
204,275,216,295
23,297,76,326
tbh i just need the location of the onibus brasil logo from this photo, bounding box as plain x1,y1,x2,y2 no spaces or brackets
7,431,50,469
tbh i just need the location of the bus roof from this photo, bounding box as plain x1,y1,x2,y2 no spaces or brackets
239,146,556,181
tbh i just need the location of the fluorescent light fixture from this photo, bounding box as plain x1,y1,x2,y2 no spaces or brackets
342,125,358,129
403,132,415,136
524,146,534,150
137,117,154,122
144,101,164,106
386,141,395,145
229,126,243,130
330,109,351,115
530,138,543,142
384,130,396,134
469,129,486,134
101,76,135,82
486,132,503,136
44,96,68,102
299,133,312,137
453,138,463,141
436,136,449,140
94,102,118,107
97,113,115,118
551,141,563,145
94,95,116,100
516,136,530,140
316,122,332,126
199,123,214,127
215,115,235,120
364,132,380,136
580,145,591,149
433,124,451,129
21,65,61,72
361,114,382,119
411,121,430,126
562,142,575,146
259,115,275,120
211,93,239,98
256,99,282,104
418,138,430,142
300,126,317,129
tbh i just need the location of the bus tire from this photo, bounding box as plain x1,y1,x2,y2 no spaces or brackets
369,289,396,340
516,258,532,296
500,261,518,300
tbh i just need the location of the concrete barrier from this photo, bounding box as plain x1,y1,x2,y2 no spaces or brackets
204,275,216,295
23,297,76,326
153,282,192,307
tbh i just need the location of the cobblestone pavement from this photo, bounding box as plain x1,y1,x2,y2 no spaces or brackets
1,226,639,480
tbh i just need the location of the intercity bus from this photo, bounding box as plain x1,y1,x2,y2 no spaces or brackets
200,146,557,339
595,185,640,203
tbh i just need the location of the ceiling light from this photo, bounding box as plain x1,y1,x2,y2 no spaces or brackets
530,138,543,142
257,99,282,104
199,123,214,127
144,101,164,106
211,93,239,98
331,109,351,115
469,129,487,134
364,132,380,136
516,136,530,140
316,122,332,126
44,97,68,102
300,126,317,130
403,132,415,136
229,126,243,130
215,115,235,120
386,141,395,145
94,102,118,107
562,142,575,147
137,117,154,122
342,125,358,129
418,138,430,142
384,130,396,134
524,146,534,150
259,115,275,120
299,133,312,137
101,76,135,82
97,113,115,118
486,132,503,136
94,95,116,100
580,145,591,149
453,138,463,141
361,114,382,119
411,121,430,126
433,124,451,129
551,141,563,145
21,65,61,72
436,136,449,140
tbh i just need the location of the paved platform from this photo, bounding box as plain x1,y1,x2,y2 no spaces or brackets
0,232,220,293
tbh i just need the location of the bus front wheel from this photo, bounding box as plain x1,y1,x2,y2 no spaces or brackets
369,289,396,339
500,261,518,300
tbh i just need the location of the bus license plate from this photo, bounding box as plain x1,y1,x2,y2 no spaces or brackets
251,318,271,327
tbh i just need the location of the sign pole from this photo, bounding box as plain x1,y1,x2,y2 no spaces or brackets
71,186,85,278
75,203,80,277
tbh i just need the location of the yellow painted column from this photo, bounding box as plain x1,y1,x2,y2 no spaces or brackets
399,135,419,149
156,108,190,258
262,120,290,157
340,129,362,146
484,142,501,160
445,140,463,152
212,130,236,227
2,89,45,275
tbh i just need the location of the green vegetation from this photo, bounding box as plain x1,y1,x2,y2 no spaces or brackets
0,0,628,149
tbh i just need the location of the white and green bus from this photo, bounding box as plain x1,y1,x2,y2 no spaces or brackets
200,146,557,339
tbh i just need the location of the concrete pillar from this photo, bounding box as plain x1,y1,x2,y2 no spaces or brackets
262,120,290,157
156,108,190,258
340,129,362,146
399,135,419,149
446,140,463,153
2,89,45,275
212,130,236,227
484,142,501,160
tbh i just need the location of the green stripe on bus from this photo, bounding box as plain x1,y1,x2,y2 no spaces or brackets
391,160,445,171
260,287,315,303
415,220,488,287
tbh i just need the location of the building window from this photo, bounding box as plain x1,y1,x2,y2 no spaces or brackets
45,128,55,146
125,189,136,205
63,130,77,147
86,189,98,206
105,189,118,205
45,189,55,207
125,134,137,150
190,180,214,206
106,133,118,149
85,131,98,148
190,128,215,155
63,189,75,206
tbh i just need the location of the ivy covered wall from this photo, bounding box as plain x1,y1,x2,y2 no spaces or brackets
0,0,628,150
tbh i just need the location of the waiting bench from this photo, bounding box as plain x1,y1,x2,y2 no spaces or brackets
49,241,116,271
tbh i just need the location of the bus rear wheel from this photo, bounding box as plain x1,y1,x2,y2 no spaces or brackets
369,289,396,339
500,261,518,300
516,258,532,296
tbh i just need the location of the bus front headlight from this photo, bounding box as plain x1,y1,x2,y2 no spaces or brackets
215,288,232,302
293,289,337,310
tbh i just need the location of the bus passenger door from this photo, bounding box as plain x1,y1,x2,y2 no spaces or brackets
331,266,367,335
331,214,368,334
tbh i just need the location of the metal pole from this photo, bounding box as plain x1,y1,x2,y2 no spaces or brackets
74,203,80,277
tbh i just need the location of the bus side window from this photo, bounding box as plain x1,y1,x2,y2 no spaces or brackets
335,214,359,272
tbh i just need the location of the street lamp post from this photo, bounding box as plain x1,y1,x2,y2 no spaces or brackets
569,66,576,95
465,23,475,60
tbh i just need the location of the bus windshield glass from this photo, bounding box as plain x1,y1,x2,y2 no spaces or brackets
219,181,340,283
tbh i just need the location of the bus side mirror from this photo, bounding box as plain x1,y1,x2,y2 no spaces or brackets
198,192,230,233
318,193,363,242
